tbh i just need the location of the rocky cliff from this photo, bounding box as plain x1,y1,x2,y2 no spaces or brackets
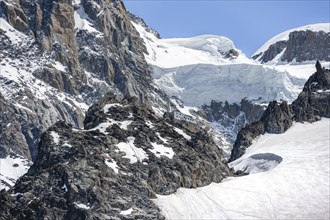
0,0,168,163
253,28,330,63
230,61,330,162
202,99,265,157
0,92,231,219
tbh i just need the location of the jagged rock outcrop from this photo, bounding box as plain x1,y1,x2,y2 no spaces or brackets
292,61,330,122
202,99,265,157
0,0,168,162
0,92,231,219
0,92,29,159
128,11,161,39
230,61,330,162
252,40,286,63
254,29,330,63
229,101,292,162
282,30,330,62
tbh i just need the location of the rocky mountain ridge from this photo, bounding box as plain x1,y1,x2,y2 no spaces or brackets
0,92,231,219
252,24,330,63
230,61,330,162
0,0,169,164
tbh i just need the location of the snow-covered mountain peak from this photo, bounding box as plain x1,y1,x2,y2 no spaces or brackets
132,21,254,68
253,23,330,57
253,23,330,65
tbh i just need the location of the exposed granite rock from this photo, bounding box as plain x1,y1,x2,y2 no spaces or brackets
229,101,292,162
292,61,330,122
252,40,286,62
282,30,330,62
0,92,29,159
254,30,330,63
0,0,169,163
202,99,265,145
230,61,330,161
0,92,231,219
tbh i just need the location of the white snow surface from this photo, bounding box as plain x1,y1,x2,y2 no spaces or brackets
120,208,134,216
273,61,330,80
132,22,254,69
253,23,330,57
74,202,90,210
0,17,26,43
133,21,306,106
153,63,304,106
0,155,31,190
116,137,148,163
155,119,330,219
105,159,119,174
103,103,124,113
50,131,60,145
149,142,175,159
173,127,191,141
74,6,100,34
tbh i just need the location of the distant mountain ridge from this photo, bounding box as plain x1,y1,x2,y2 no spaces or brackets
252,23,330,63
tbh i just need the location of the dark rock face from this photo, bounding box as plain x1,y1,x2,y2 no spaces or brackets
230,62,330,162
128,11,161,39
0,93,29,159
0,0,168,162
255,30,330,63
292,61,330,122
229,101,292,162
261,101,293,134
252,40,287,63
0,92,231,219
282,30,330,62
202,99,265,144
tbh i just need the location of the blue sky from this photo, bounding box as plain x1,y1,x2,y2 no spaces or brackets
123,0,329,56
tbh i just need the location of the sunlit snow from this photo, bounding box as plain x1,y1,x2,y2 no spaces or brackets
253,23,330,57
155,119,330,219
132,21,305,106
50,131,60,145
149,142,175,159
0,155,31,190
105,159,119,174
116,137,148,163
120,208,134,216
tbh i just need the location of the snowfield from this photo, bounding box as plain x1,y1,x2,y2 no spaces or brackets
155,118,330,219
252,23,330,80
132,21,312,107
0,155,31,190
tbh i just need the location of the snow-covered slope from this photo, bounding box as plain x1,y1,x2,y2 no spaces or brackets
133,21,306,107
153,63,304,106
252,23,330,80
155,118,330,219
132,22,253,68
132,20,309,157
0,155,31,190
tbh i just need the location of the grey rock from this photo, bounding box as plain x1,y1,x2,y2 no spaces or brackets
202,99,265,144
255,30,330,63
230,62,330,162
0,91,232,219
292,61,330,122
0,0,170,163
